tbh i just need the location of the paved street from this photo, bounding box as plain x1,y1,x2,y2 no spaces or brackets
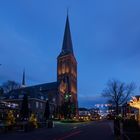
0,120,114,140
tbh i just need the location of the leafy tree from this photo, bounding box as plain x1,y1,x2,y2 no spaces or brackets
1,80,20,94
102,80,135,115
20,94,29,120
44,100,50,120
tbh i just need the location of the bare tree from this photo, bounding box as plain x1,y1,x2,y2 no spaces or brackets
102,80,136,115
1,80,20,94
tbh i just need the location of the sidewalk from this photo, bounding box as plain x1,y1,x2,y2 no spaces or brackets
123,131,140,140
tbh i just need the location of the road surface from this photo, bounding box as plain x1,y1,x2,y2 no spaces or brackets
0,120,114,140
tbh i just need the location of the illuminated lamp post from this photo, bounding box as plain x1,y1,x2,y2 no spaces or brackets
129,96,140,124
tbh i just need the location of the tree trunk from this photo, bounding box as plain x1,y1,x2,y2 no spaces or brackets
116,103,119,116
114,103,121,136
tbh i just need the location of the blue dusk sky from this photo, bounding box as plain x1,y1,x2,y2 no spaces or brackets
0,0,140,108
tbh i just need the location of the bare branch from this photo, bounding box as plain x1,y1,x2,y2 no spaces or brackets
102,80,136,114
1,80,20,94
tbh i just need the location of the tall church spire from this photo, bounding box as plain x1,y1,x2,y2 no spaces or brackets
61,15,73,55
21,69,25,87
57,13,78,115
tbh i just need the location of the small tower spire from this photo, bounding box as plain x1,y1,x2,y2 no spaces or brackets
21,69,26,88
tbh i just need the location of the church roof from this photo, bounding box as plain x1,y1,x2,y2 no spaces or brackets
30,82,58,91
5,82,59,100
59,15,74,56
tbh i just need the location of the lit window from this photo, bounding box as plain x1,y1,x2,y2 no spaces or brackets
9,96,14,99
40,96,44,100
28,103,31,108
19,95,24,99
40,103,43,109
36,102,39,108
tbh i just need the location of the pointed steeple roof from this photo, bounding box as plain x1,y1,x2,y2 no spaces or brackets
21,69,26,87
60,15,74,56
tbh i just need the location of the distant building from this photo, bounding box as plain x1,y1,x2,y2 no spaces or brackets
3,15,78,120
78,108,91,121
79,108,90,116
120,95,140,125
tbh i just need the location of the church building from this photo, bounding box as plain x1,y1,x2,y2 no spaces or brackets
4,15,78,119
